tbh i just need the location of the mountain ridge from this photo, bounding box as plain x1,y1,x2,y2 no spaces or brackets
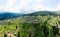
24,11,60,16
0,11,60,20
0,12,24,20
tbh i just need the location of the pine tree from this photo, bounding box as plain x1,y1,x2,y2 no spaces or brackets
17,31,20,37
4,33,7,37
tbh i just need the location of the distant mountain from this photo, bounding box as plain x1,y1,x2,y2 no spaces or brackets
0,11,60,20
24,11,60,16
0,12,24,20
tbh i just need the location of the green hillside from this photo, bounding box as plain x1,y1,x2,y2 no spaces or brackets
0,11,60,37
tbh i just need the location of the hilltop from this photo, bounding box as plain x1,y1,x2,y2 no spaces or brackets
24,11,60,16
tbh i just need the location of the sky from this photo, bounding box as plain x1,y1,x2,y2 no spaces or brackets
0,0,60,13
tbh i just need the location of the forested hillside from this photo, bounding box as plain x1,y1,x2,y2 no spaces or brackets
0,11,60,37
0,12,24,20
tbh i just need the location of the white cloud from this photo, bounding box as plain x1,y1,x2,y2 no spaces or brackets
6,0,16,7
0,0,60,13
55,3,60,10
18,0,43,13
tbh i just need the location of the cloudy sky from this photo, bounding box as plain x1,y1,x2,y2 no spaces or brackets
0,0,60,13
